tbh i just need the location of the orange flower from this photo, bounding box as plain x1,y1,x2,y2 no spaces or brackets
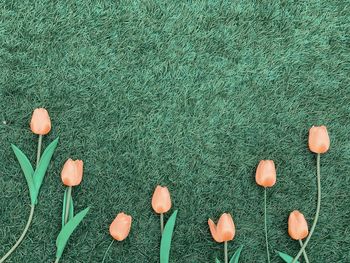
309,126,330,154
152,186,171,214
255,160,276,187
61,159,84,186
109,212,132,241
208,213,235,243
288,210,309,240
30,108,51,135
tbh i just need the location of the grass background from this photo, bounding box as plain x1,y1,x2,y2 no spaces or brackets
0,0,349,262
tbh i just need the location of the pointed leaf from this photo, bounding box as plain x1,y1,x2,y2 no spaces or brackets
11,144,36,204
56,207,89,260
61,188,74,227
277,251,300,263
215,258,221,263
33,137,59,192
160,210,178,263
229,245,243,263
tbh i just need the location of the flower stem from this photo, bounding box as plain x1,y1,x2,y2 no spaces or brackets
54,258,59,263
264,187,271,263
160,213,164,234
101,240,114,263
64,186,72,224
292,153,321,263
299,240,310,263
0,205,35,263
224,241,228,263
36,135,43,166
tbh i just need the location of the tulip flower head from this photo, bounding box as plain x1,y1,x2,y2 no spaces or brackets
109,212,132,241
309,126,330,154
255,160,276,188
30,108,51,135
208,213,235,243
61,159,84,186
152,185,172,214
288,210,309,240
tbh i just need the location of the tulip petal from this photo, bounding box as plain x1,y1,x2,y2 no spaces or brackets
208,218,222,243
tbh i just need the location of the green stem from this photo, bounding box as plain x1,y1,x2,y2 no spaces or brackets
264,187,271,263
299,240,310,263
64,186,72,224
160,213,164,234
0,205,35,263
101,240,114,263
224,241,228,263
292,153,321,263
54,258,59,263
36,134,43,166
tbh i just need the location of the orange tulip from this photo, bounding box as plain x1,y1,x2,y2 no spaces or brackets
61,159,84,186
309,126,330,154
152,185,172,214
255,160,276,187
109,212,132,241
288,210,309,240
208,213,235,243
30,108,51,135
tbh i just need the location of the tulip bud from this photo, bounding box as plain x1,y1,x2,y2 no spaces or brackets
309,126,330,154
288,210,309,240
152,186,172,214
208,213,235,243
109,212,132,241
61,159,84,186
30,108,51,135
255,160,276,187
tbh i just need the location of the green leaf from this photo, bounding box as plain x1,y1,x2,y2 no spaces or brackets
160,210,178,263
229,245,243,263
61,188,74,227
33,137,59,192
277,251,300,263
215,258,221,263
56,207,89,260
11,144,36,204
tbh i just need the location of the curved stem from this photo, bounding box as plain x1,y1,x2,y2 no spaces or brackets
160,213,164,234
264,187,271,263
299,240,310,263
0,205,35,263
292,153,321,263
224,241,228,263
64,186,72,224
102,240,114,263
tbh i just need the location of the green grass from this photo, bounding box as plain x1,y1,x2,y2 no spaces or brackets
0,0,349,262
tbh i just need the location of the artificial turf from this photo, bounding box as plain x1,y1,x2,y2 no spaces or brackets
0,0,349,262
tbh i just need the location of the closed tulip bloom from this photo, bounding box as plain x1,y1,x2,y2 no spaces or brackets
152,186,171,214
109,212,132,241
30,108,51,135
309,126,330,154
208,213,235,243
256,160,276,187
61,159,84,186
288,210,309,240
